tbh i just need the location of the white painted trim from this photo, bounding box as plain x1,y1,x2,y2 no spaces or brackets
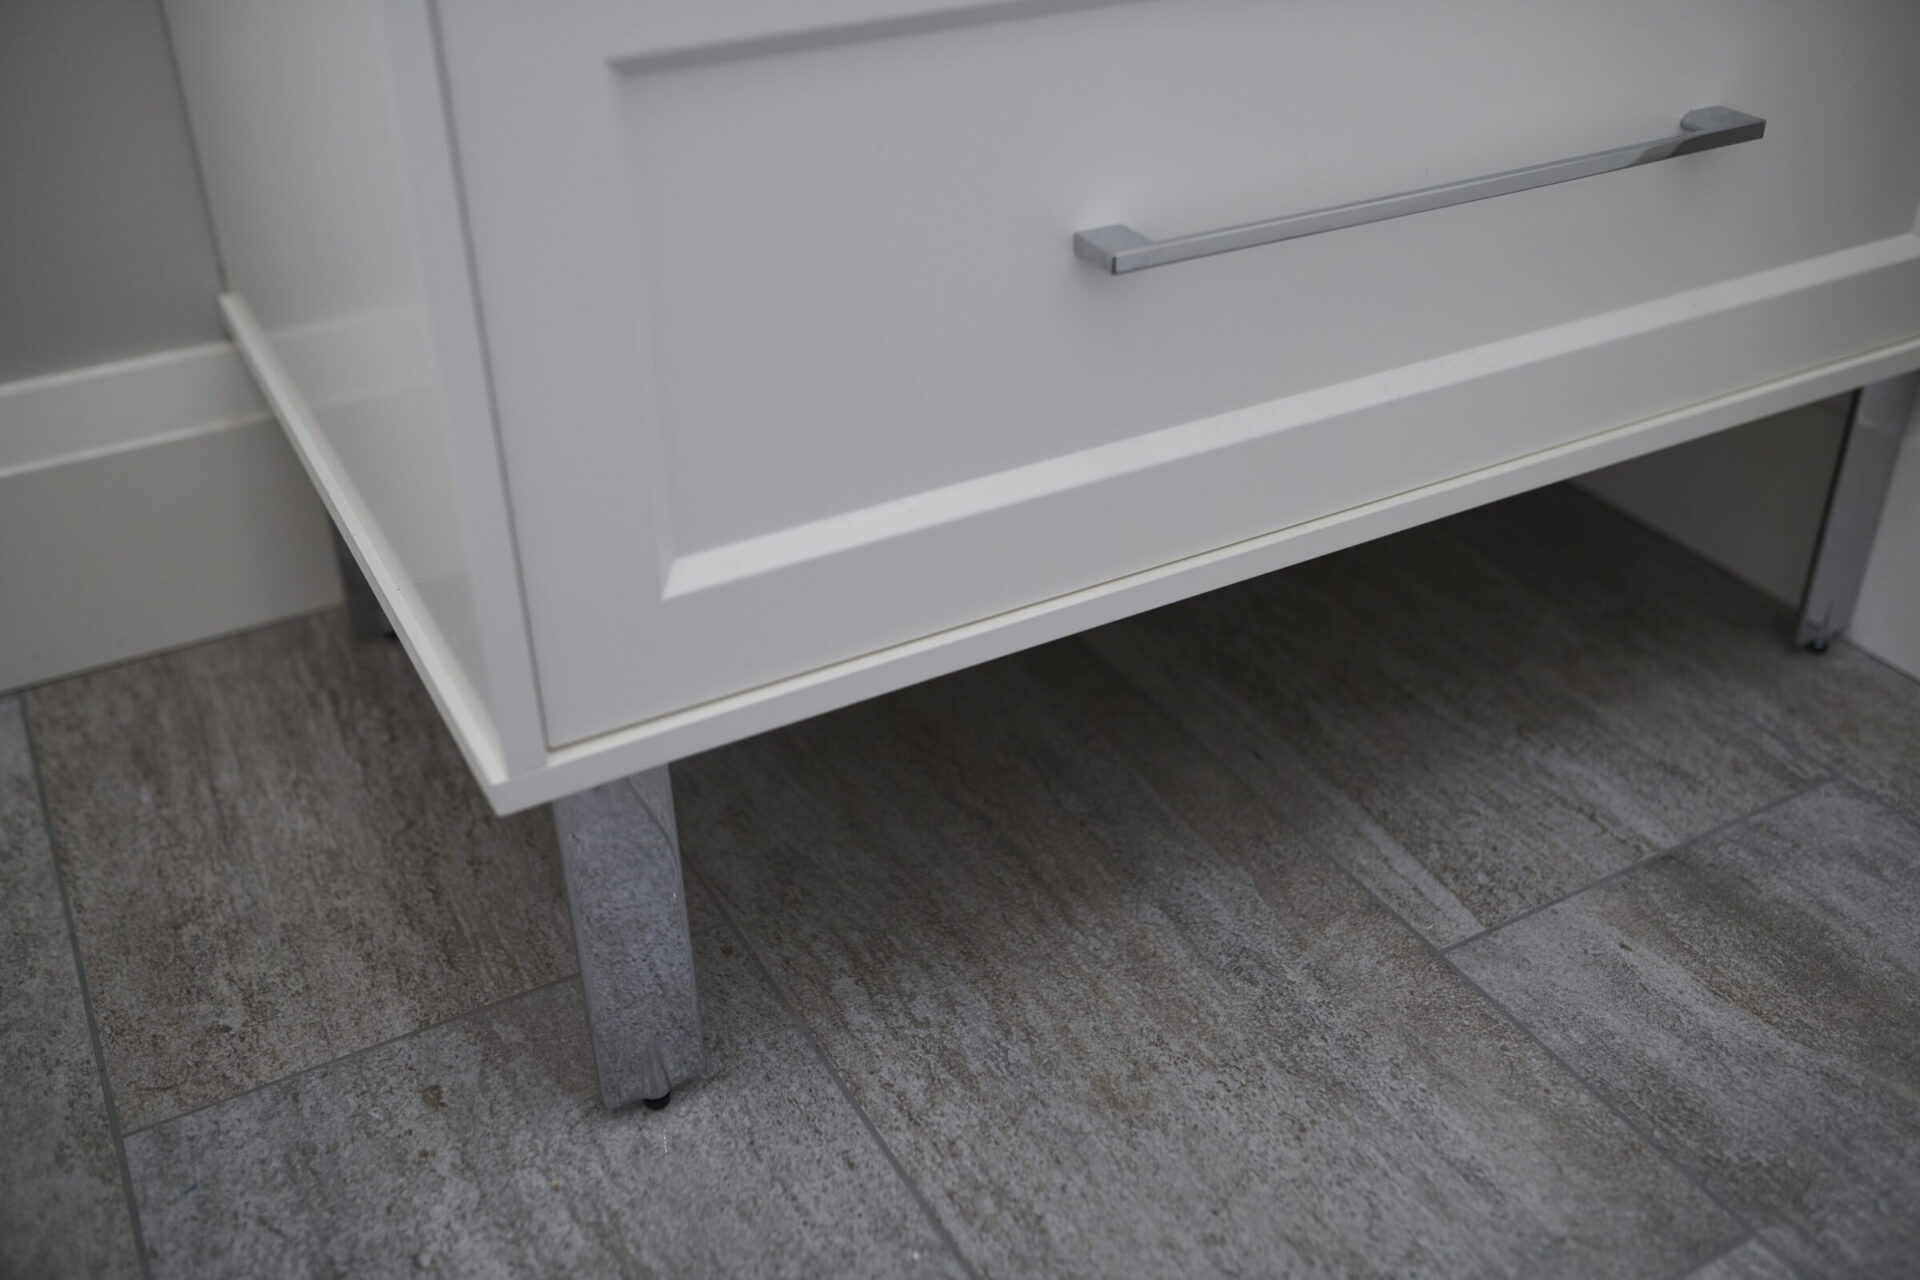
234,246,1920,813
493,335,1920,813
383,0,551,775
0,340,268,478
664,236,1920,600
0,342,339,693
220,292,514,792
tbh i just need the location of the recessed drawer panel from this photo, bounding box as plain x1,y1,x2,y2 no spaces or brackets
436,0,1920,745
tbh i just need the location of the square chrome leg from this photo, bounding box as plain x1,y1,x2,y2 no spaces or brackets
553,766,706,1110
1798,373,1918,650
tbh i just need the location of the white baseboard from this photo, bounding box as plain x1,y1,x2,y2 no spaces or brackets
0,342,342,694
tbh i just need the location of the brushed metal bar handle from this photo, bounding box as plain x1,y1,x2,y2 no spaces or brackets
1074,106,1765,275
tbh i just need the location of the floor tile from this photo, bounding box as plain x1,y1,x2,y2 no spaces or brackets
1682,1236,1797,1280
1081,508,1819,945
1450,486,1920,819
27,613,577,1130
125,929,966,1280
0,695,142,1278
1451,783,1920,1278
678,644,1741,1280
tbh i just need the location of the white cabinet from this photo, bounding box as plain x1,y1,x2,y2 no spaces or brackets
165,0,1920,1109
166,0,1920,813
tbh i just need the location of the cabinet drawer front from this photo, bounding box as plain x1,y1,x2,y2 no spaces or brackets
434,0,1920,746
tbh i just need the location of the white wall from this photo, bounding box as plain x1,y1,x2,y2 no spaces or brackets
1579,398,1849,606
1581,396,1920,678
0,0,339,693
0,0,223,380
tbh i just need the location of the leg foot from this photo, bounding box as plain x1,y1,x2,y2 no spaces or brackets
643,1092,671,1111
553,766,706,1110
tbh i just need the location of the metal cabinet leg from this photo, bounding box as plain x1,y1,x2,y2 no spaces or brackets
1797,372,1918,650
329,523,396,641
553,766,706,1110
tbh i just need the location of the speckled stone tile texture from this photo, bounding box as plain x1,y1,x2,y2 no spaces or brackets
124,929,968,1280
16,483,1920,1276
0,695,141,1278
1450,487,1920,820
1682,1236,1799,1280
1082,509,1821,946
25,614,579,1130
677,643,1743,1279
1452,783,1920,1278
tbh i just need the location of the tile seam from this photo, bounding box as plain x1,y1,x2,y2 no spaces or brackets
118,973,579,1139
684,858,983,1280
1652,1230,1819,1280
1441,774,1840,954
1827,767,1920,829
1429,936,1763,1256
1083,642,1767,1260
20,697,156,1280
1653,1243,1723,1280
1650,1230,1754,1280
1435,889,1758,1235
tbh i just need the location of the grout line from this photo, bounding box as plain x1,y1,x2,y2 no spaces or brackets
1650,1231,1757,1280
1083,637,1770,1257
684,859,983,1280
1433,963,1785,1273
117,973,579,1139
1346,847,1767,1252
1825,768,1920,828
1093,502,1877,1280
1539,494,1920,828
20,700,156,1280
1390,869,1764,1251
1441,774,1838,954
1651,1231,1817,1280
1666,639,1920,829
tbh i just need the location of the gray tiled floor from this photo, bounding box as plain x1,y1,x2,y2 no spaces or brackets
124,940,965,1280
6,484,1918,1278
1084,527,1822,946
676,647,1738,1278
1684,1236,1800,1280
1452,783,1920,1278
27,616,575,1130
1,697,140,1278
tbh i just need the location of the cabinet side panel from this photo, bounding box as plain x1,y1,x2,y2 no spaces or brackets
163,0,543,778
